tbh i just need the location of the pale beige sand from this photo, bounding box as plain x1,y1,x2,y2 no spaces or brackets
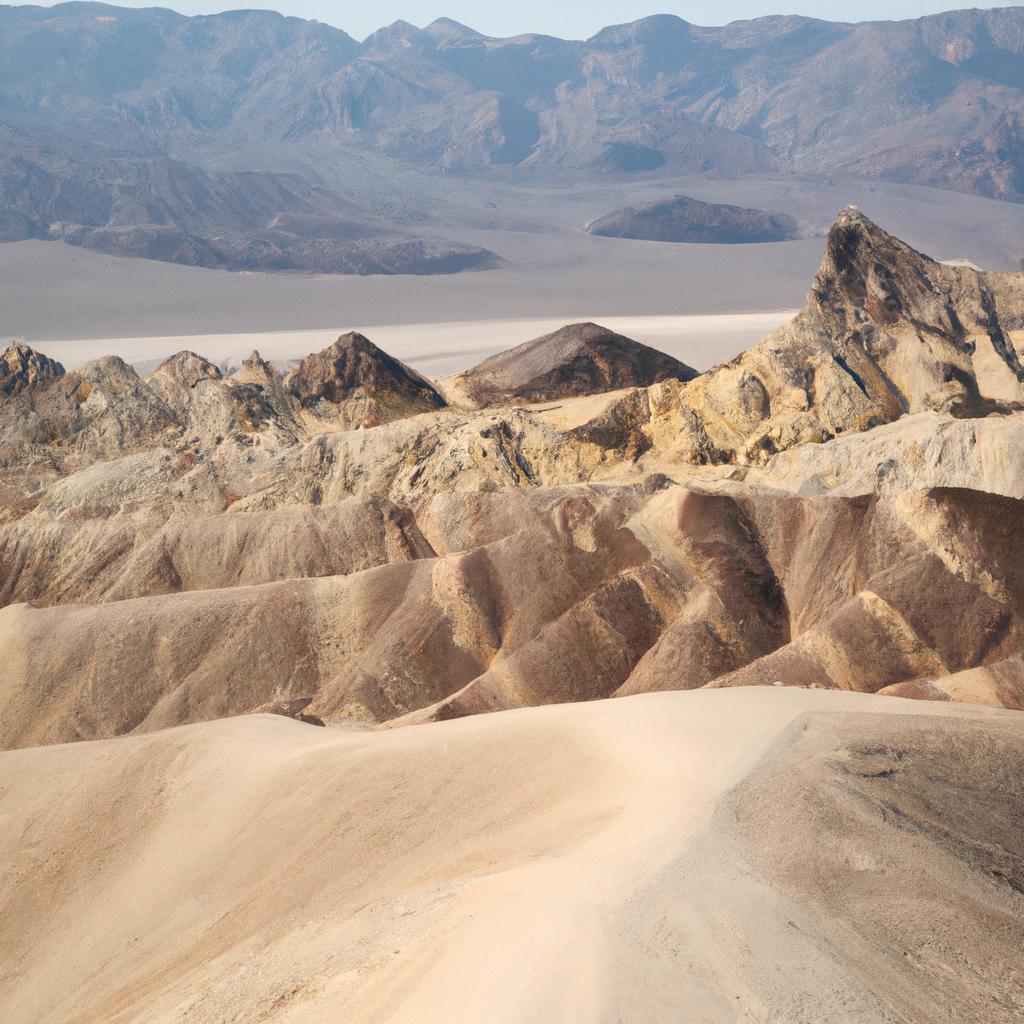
33,312,797,377
1,687,1020,1024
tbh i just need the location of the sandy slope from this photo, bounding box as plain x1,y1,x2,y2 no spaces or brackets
1,688,1020,1024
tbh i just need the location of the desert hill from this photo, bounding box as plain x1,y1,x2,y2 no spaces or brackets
586,195,801,244
3,479,1023,749
3,211,1024,743
0,689,1020,1023
445,322,698,408
0,122,499,273
284,332,447,430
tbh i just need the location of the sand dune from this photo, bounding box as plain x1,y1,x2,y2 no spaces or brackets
0,688,1020,1024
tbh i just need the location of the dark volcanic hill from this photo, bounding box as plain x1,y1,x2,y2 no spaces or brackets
448,322,699,408
284,332,448,429
586,195,801,244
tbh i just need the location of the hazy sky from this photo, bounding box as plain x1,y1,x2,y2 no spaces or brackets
28,1,1022,39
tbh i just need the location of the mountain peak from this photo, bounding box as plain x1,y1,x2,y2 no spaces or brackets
0,342,65,397
425,17,483,42
589,13,693,46
284,332,446,428
150,350,222,389
811,207,945,332
243,350,269,371
362,20,432,52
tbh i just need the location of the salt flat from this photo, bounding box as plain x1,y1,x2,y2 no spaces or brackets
38,311,797,376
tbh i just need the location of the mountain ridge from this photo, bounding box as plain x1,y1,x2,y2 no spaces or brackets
4,6,1024,196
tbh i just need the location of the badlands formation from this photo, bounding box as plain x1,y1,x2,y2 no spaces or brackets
1,208,1023,742
1,209,1023,1022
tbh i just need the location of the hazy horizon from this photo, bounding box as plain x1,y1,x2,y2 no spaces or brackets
18,0,1021,40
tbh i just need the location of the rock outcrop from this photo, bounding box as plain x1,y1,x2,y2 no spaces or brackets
583,208,1024,466
0,342,64,396
284,332,447,429
0,352,177,468
447,322,698,409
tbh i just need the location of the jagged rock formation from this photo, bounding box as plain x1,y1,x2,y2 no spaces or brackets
3,211,1024,745
446,322,697,409
586,195,801,244
583,208,1024,466
0,342,64,396
0,354,177,470
284,332,447,429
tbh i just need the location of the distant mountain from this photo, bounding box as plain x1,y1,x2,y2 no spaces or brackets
5,4,1024,272
0,5,360,152
4,5,1024,199
0,121,498,273
586,195,801,243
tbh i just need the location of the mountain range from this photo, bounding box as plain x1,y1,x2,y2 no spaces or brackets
6,4,1024,272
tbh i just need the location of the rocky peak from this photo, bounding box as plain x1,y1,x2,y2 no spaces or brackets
361,20,434,55
242,350,269,373
424,18,483,45
603,208,1024,467
76,356,145,394
0,342,65,396
149,351,222,390
284,332,446,429
810,207,960,337
231,350,281,389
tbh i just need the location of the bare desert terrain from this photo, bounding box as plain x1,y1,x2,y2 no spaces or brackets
2,688,1021,1024
6,8,1024,1021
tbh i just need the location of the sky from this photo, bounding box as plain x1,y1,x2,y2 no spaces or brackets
24,1,1022,39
